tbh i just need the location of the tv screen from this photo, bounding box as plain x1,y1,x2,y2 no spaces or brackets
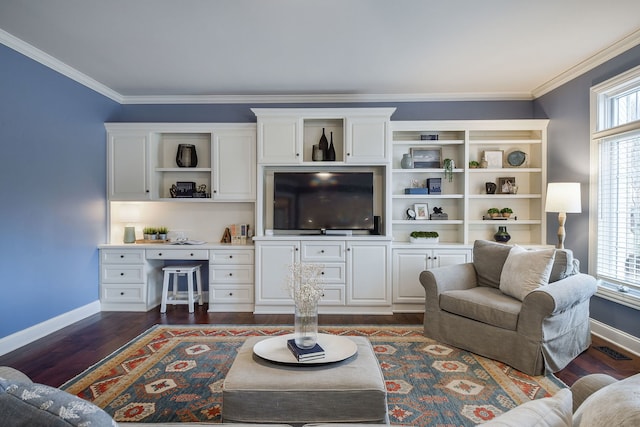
273,172,374,231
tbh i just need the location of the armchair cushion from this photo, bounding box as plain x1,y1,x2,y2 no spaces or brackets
440,287,521,330
499,246,556,301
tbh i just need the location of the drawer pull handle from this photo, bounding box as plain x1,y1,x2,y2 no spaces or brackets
229,292,233,296
320,250,325,253
190,253,194,256
120,292,125,295
120,272,124,276
229,255,233,259
120,255,124,258
321,271,325,275
158,253,162,256
229,273,233,276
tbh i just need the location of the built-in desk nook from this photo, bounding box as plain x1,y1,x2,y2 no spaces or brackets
98,243,254,312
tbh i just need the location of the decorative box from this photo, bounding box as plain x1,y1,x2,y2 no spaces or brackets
430,213,449,220
427,178,442,194
404,188,429,194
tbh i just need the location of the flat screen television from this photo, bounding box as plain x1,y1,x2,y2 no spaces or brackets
273,172,374,232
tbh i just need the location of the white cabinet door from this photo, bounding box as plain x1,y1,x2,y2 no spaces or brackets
392,247,472,304
255,241,299,304
257,117,300,164
431,248,471,268
346,117,388,163
346,242,390,305
213,128,256,201
108,132,150,200
392,249,429,303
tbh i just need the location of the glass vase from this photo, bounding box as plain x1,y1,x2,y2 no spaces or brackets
294,303,318,349
401,153,414,169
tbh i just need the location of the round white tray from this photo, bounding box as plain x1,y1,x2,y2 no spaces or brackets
253,333,358,365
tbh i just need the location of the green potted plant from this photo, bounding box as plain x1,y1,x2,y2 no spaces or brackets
469,160,480,169
143,227,157,240
500,207,513,218
443,158,454,182
487,208,500,218
409,231,439,243
157,226,168,240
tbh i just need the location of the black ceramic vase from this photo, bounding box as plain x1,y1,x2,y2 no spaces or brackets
326,131,336,161
318,128,329,159
494,226,511,243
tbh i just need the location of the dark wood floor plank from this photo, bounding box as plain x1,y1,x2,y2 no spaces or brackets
1,306,638,388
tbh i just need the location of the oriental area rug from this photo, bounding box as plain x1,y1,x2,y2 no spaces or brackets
61,325,565,426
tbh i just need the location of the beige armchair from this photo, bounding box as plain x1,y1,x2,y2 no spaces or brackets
420,240,597,375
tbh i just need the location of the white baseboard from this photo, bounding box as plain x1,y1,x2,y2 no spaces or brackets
590,318,640,357
0,301,101,357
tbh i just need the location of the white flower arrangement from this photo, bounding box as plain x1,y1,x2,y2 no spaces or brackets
286,262,325,312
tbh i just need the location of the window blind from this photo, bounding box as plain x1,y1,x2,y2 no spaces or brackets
596,130,640,290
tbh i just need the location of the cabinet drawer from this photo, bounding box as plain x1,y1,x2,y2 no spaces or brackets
146,249,209,260
102,265,145,283
318,263,345,284
319,286,345,305
102,249,145,264
102,284,145,302
210,285,253,303
210,265,254,283
210,249,254,265
301,242,345,262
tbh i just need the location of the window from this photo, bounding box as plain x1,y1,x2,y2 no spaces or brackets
591,65,640,309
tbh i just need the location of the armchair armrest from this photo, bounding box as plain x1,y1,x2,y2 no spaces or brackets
518,273,597,336
420,263,477,305
570,373,618,412
523,273,597,316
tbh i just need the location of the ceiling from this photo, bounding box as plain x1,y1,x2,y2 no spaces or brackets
1,0,640,103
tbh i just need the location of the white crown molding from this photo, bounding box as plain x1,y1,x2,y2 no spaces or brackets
533,28,640,98
0,28,123,103
120,92,534,104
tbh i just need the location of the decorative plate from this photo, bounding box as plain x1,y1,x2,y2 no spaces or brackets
507,150,527,167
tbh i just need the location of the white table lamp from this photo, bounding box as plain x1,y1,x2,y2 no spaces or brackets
545,182,582,249
118,204,141,244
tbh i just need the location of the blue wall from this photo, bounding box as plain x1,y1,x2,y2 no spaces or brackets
535,44,640,338
0,44,120,337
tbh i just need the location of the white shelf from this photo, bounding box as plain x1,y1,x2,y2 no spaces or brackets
469,139,542,145
155,167,212,172
468,168,542,173
468,219,542,225
467,194,542,199
392,140,465,146
393,194,464,199
392,168,465,173
393,220,464,225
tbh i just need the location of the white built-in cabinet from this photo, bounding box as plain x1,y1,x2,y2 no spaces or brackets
392,247,471,311
254,239,391,314
106,123,256,203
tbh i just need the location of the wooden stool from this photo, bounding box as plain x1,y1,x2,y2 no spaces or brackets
160,265,203,313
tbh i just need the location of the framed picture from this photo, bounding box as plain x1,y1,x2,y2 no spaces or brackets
410,147,441,168
414,203,429,220
497,177,516,194
484,150,504,168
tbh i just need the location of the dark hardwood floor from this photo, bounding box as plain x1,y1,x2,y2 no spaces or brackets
0,306,638,388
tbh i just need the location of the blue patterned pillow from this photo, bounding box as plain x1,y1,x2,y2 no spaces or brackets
0,378,117,426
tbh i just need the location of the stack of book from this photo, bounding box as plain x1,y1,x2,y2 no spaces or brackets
287,339,325,362
230,224,250,245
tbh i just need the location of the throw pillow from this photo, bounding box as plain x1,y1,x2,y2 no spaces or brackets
473,239,513,288
478,388,572,427
0,379,117,426
499,246,556,301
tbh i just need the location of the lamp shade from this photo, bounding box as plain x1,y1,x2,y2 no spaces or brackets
545,183,582,213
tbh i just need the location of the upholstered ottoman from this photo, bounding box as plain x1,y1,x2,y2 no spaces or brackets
222,336,387,424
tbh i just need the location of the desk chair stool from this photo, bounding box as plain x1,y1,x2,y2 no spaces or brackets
160,265,203,313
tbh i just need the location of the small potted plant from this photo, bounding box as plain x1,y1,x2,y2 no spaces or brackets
469,160,480,169
409,231,439,243
487,208,500,218
143,227,157,240
500,207,513,218
157,226,168,240
443,158,455,182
